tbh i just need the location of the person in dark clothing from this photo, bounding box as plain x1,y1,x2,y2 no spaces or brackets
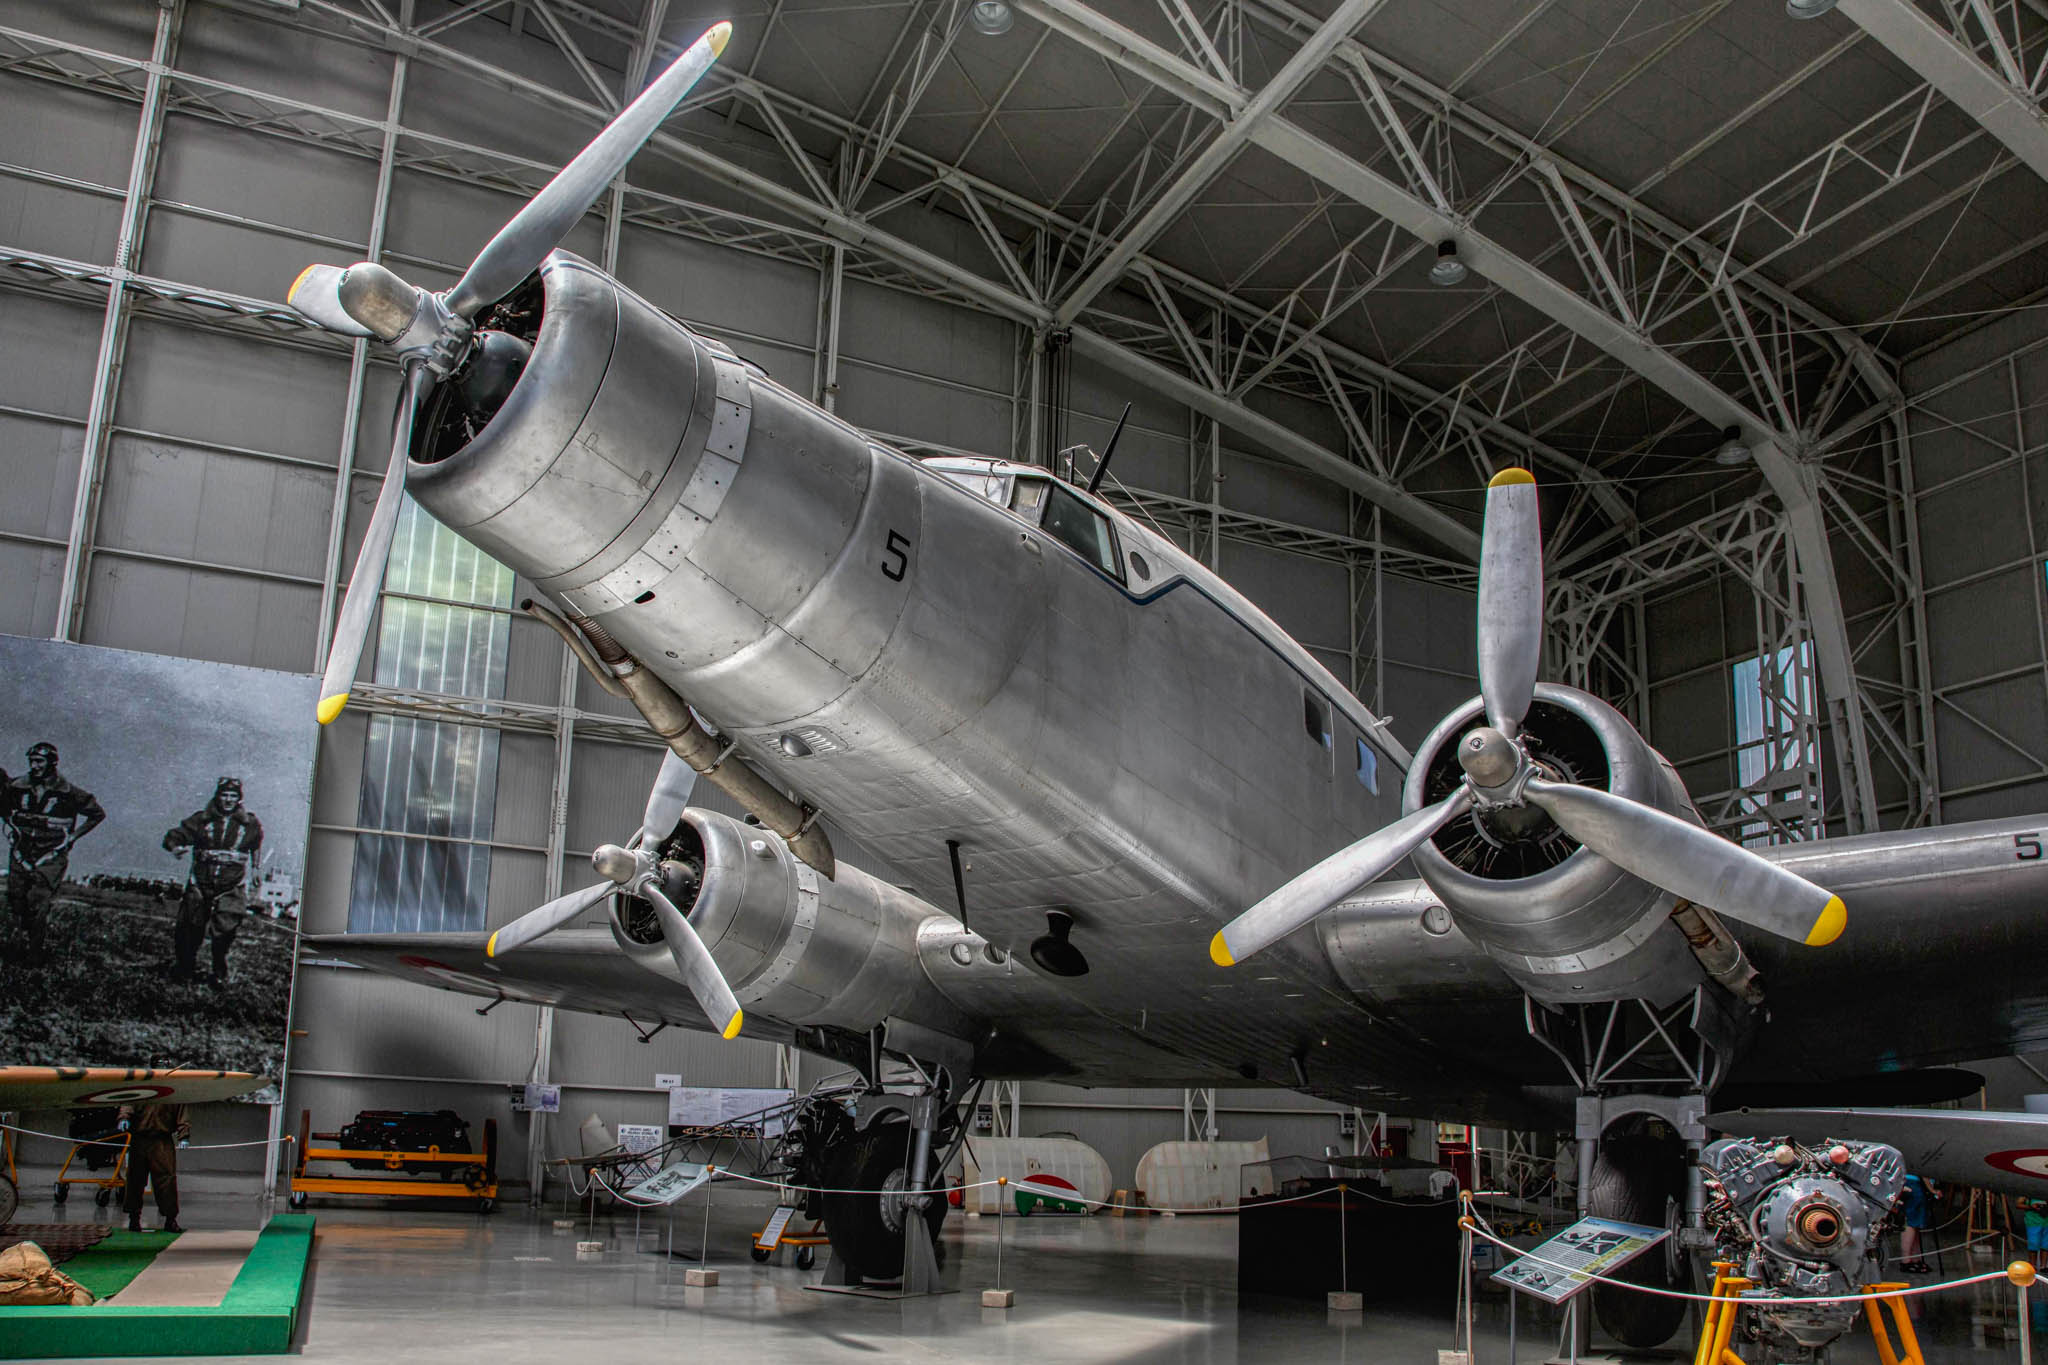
164,777,263,986
117,1102,190,1233
3,743,106,964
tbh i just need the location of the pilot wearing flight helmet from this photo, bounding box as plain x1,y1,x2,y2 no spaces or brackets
163,776,264,986
3,742,106,965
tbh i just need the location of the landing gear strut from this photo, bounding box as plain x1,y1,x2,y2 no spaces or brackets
1529,992,1729,1351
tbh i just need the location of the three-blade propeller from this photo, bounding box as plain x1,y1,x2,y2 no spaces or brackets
1211,467,1845,968
486,751,744,1039
290,22,732,726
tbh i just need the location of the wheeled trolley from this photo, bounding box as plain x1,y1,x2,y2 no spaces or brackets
52,1129,128,1208
287,1108,497,1211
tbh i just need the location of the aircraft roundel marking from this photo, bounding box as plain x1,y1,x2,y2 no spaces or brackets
1985,1149,2048,1180
81,1084,174,1104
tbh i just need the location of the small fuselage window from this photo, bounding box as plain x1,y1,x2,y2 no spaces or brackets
1304,691,1332,749
1041,483,1121,579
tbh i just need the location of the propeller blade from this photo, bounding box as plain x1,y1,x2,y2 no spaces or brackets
1212,787,1474,967
444,22,732,320
286,263,373,338
639,751,697,849
486,879,614,958
1478,467,1542,737
641,881,744,1040
317,363,430,724
1523,777,1845,946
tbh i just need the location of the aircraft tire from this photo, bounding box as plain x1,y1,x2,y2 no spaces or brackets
1585,1133,1687,1349
819,1117,947,1282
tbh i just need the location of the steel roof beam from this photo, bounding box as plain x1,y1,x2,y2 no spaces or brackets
1836,0,2048,182
1049,0,1387,324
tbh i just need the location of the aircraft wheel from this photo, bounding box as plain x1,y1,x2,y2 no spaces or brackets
819,1117,947,1281
1586,1133,1688,1349
0,1173,18,1226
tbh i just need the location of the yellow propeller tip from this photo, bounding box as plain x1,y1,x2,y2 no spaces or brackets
1806,895,1847,947
1489,466,1536,488
485,931,499,959
722,1009,744,1040
1209,932,1235,968
707,21,732,56
288,263,320,304
316,693,349,725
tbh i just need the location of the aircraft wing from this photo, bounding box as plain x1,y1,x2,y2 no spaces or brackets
0,1067,269,1109
303,931,745,1041
1707,1106,2048,1198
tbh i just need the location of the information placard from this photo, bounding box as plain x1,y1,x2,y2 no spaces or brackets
615,1122,665,1182
1490,1216,1668,1304
624,1161,712,1204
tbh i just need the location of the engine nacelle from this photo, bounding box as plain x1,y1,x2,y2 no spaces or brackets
608,807,976,1039
1404,683,1706,1004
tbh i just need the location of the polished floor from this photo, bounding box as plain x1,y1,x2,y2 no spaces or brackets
12,1174,2043,1363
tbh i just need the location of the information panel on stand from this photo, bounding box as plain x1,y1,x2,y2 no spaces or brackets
1489,1216,1668,1303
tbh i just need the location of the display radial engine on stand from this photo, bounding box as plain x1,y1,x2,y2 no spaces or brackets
285,15,2048,1349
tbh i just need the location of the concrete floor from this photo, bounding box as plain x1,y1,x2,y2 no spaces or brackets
12,1175,2043,1363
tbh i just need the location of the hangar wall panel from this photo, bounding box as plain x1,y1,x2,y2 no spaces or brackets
1904,309,2048,819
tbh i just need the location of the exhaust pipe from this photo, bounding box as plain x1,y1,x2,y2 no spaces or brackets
522,598,836,877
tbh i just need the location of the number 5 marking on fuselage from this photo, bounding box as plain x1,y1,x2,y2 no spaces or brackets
2017,832,2042,861
881,529,911,582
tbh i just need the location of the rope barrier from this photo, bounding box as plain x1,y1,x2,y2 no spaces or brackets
0,1119,294,1151
1464,1218,2013,1305
573,1159,1354,1215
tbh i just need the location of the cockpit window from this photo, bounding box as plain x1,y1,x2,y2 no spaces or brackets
1042,483,1121,579
934,466,1013,505
1011,477,1048,517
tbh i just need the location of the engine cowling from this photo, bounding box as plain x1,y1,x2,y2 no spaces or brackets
608,807,976,1038
1404,683,1710,1004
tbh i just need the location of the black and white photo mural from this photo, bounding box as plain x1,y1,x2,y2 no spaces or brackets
0,635,315,1083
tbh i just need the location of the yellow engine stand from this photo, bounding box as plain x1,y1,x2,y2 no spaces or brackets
1860,1282,1926,1365
1693,1261,1752,1365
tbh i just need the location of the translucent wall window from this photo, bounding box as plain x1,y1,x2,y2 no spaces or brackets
348,502,515,932
1730,640,1817,847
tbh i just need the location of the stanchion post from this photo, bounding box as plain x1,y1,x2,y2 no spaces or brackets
684,1166,719,1287
1328,1182,1363,1312
2012,1260,2037,1365
983,1176,1014,1308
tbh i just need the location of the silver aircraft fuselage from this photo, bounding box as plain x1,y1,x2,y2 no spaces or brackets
390,251,2048,1116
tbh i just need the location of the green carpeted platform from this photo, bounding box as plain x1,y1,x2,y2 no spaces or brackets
0,1215,313,1358
61,1229,181,1300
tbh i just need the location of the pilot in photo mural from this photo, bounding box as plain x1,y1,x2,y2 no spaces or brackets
2,742,107,966
164,777,264,987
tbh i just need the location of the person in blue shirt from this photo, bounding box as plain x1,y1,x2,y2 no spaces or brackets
1898,1173,1939,1274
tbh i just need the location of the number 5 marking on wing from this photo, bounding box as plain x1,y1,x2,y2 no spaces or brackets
2016,832,2042,861
881,529,910,582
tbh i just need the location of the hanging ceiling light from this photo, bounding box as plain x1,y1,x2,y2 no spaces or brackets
970,1,1014,35
1429,239,1468,287
1784,0,1838,17
1714,425,1752,465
